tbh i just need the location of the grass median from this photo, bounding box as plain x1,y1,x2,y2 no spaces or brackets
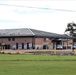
0,54,76,75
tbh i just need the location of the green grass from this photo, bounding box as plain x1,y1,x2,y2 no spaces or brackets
0,54,76,75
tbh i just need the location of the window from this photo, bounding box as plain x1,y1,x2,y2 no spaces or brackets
8,38,11,41
12,38,15,41
8,38,15,41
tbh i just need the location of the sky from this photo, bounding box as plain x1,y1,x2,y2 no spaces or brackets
0,0,76,34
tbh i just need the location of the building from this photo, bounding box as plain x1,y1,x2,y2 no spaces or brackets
0,28,73,50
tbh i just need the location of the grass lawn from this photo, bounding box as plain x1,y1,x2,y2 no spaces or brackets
0,54,76,75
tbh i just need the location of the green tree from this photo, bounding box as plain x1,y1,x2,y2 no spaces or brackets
65,22,76,36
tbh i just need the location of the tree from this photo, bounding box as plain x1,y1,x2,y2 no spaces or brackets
65,22,76,51
65,22,76,36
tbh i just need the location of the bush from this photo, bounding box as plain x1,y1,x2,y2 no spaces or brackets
8,52,11,54
1,52,5,54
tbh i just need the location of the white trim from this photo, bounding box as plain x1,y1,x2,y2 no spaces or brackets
28,28,35,35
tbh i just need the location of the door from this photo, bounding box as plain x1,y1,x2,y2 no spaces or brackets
22,43,24,49
27,43,29,49
16,43,18,49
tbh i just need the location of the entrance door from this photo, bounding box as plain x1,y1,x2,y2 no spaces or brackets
22,43,24,49
43,45,47,49
16,43,18,49
27,43,29,49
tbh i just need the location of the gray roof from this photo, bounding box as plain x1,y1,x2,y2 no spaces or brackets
30,29,72,39
0,28,72,39
0,28,33,37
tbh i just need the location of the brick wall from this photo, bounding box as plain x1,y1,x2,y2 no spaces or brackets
0,37,33,45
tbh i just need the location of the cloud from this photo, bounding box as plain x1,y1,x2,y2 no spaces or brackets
0,0,76,34
11,8,51,14
0,19,18,23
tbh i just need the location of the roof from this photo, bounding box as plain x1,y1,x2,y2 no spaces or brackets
0,28,33,37
0,28,72,39
30,29,72,38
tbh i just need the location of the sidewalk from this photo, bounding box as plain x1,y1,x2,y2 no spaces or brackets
0,49,73,54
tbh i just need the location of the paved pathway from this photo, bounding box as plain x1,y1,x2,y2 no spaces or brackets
0,49,73,54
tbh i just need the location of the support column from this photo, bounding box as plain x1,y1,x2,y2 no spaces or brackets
66,39,68,49
62,41,64,49
54,42,56,54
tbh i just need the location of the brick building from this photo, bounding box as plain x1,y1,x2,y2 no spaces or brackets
0,28,73,50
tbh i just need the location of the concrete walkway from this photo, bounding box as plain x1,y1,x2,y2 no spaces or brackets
0,49,73,54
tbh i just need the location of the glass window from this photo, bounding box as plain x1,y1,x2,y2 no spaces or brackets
8,38,11,41
12,38,15,41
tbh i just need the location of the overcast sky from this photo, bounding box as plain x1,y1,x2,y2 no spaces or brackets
0,0,76,34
